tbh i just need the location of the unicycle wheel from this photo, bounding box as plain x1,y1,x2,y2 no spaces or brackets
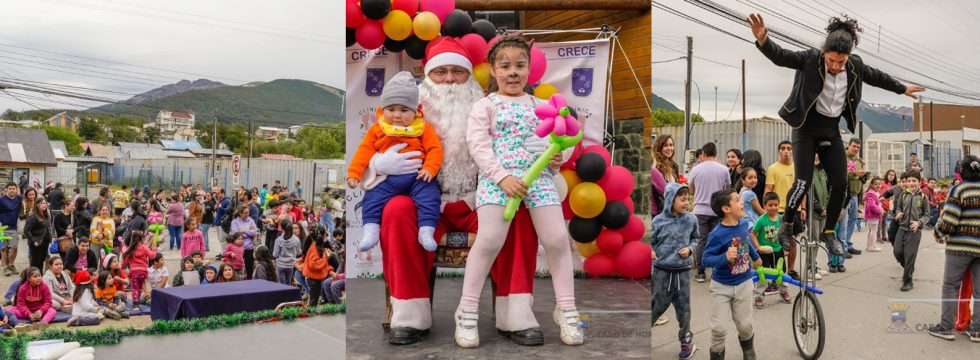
792,291,825,359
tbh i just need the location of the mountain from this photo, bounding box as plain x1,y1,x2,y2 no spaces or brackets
92,79,227,112
847,101,915,134
652,93,680,111
89,79,344,126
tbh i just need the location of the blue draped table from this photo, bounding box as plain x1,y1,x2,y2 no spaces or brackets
150,280,301,320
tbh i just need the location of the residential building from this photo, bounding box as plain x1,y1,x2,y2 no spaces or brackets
0,128,56,187
43,112,79,132
151,110,196,138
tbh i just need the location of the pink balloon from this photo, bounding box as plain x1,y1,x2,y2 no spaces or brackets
617,216,645,242
596,229,624,257
582,145,611,165
459,33,488,66
392,0,419,14
597,166,635,201
534,117,555,138
488,35,500,48
616,241,652,279
355,20,386,49
346,0,365,28
420,0,455,22
528,45,547,85
583,254,616,278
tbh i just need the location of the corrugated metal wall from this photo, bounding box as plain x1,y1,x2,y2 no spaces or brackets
863,140,906,179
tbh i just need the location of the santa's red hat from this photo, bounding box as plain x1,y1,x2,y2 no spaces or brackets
423,36,473,76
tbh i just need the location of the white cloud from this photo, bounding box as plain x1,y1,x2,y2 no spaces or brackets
0,0,342,112
653,0,980,120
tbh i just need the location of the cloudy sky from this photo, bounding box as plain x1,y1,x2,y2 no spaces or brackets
0,0,342,113
653,0,980,120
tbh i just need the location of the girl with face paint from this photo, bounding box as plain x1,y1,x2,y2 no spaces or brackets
458,35,583,348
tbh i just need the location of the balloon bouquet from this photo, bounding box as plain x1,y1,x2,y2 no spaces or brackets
346,0,557,95
147,212,165,248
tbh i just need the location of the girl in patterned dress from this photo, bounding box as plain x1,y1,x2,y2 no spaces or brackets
455,35,583,348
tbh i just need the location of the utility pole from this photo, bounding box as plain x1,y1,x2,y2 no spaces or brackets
901,114,906,132
930,100,935,177
714,86,718,122
247,120,253,169
741,58,747,150
211,116,217,190
684,36,693,169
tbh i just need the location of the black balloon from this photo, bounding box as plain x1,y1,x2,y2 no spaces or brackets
384,37,406,52
443,10,473,38
405,36,428,60
599,201,630,229
576,153,607,182
472,19,497,42
568,216,603,243
360,0,390,20
346,27,356,47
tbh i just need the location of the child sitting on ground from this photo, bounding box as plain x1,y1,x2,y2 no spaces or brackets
252,245,278,282
222,232,246,278
95,270,129,320
702,189,762,359
172,256,200,286
650,183,699,359
346,71,443,253
144,253,169,303
10,267,56,331
201,264,220,285
751,192,791,308
67,270,103,327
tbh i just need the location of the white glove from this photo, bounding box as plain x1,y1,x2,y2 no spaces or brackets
524,135,549,156
370,143,422,176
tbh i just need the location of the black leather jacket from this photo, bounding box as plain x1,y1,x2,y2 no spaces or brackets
756,37,906,133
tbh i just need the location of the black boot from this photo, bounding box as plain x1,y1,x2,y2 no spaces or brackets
710,349,726,360
820,231,845,256
740,335,756,360
389,327,429,345
498,328,544,346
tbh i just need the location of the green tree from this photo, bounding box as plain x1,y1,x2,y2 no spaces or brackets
110,124,138,143
78,118,104,141
41,126,84,155
650,109,705,126
219,123,248,153
143,126,161,144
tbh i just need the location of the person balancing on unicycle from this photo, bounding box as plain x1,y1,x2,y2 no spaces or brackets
748,13,926,254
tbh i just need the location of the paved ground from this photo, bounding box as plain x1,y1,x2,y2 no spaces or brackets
94,314,345,359
347,277,651,359
652,227,979,359
2,227,228,331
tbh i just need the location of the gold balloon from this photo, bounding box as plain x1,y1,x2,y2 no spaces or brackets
412,11,441,41
561,169,581,191
569,182,606,218
382,10,413,41
533,83,558,100
577,240,600,257
473,62,491,89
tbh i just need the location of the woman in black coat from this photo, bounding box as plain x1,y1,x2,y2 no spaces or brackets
23,198,53,270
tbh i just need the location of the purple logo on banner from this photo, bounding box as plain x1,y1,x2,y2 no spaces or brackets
366,68,385,97
572,68,593,96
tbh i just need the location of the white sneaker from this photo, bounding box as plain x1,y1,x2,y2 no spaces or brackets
813,272,823,280
868,247,883,252
553,307,584,345
817,268,829,276
655,316,669,326
454,308,480,348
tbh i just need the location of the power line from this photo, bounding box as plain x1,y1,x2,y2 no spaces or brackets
652,56,686,64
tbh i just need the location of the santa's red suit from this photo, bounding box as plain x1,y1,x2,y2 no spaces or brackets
370,67,541,339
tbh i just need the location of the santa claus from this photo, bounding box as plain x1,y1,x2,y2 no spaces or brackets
365,37,551,346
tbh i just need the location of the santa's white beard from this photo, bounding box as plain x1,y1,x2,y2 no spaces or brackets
419,77,485,196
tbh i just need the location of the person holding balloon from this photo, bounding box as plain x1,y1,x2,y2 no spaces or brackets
457,35,582,348
347,71,444,254
650,182,699,359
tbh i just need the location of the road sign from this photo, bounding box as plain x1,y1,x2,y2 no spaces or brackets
232,155,241,186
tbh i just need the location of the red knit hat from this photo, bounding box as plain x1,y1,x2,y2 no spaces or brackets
423,36,473,76
73,269,92,285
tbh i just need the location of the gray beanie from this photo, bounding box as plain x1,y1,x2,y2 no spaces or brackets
380,71,419,109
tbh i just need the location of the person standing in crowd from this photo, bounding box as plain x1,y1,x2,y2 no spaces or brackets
650,135,680,327
89,205,114,261
893,171,930,292
928,155,980,341
879,170,898,244
765,141,801,280
689,142,731,283
47,183,65,217
726,149,743,189
842,139,867,257
231,206,258,279
52,200,76,260
0,183,22,277
739,150,767,207
907,152,924,174
90,187,110,221
202,192,215,252
112,186,129,218
320,187,335,235
166,195,185,251
23,198,53,271
213,187,232,240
